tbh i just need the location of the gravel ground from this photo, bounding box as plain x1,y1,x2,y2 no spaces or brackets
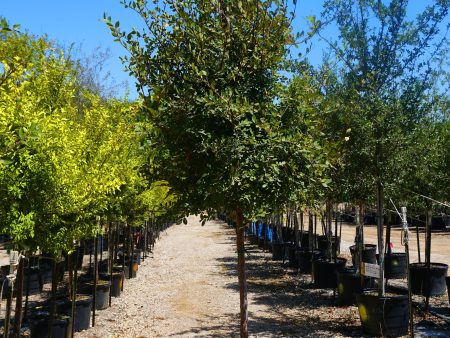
77,216,450,337
78,216,240,337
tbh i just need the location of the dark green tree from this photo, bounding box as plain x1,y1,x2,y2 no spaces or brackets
106,1,328,336
315,0,449,296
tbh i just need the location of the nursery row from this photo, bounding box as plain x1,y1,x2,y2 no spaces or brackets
220,207,450,337
0,221,172,338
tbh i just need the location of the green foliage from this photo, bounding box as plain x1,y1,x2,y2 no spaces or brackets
316,0,449,206
106,0,329,220
0,29,173,254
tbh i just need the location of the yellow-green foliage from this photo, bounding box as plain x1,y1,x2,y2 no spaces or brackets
0,29,173,254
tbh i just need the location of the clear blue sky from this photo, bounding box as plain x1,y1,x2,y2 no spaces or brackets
0,0,325,99
0,0,437,99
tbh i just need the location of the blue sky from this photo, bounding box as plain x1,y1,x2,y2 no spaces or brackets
0,1,437,99
0,0,325,99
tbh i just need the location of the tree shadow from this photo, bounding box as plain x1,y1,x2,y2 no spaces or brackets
212,239,370,337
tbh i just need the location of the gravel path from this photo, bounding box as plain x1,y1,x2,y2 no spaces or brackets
78,216,240,337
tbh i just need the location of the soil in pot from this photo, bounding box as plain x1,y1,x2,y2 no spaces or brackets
336,267,374,306
409,262,448,296
384,252,407,279
349,244,377,268
312,257,347,289
56,295,92,332
100,272,122,297
78,280,111,310
356,290,409,337
296,249,322,274
29,311,72,338
272,242,284,261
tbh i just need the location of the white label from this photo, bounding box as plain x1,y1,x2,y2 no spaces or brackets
361,263,380,278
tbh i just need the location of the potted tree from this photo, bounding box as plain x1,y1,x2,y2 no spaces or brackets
106,2,331,336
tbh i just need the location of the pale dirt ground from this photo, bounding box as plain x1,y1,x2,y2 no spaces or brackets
338,222,450,267
78,216,240,338
76,216,450,338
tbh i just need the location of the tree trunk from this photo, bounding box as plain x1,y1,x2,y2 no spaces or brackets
294,209,299,248
376,180,385,297
425,209,432,266
12,257,24,338
235,207,248,338
49,257,58,338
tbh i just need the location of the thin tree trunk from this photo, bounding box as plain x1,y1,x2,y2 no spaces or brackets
71,248,78,338
376,180,385,297
425,209,432,266
415,215,421,263
294,209,299,248
49,257,58,338
235,207,248,338
13,257,24,338
386,211,392,255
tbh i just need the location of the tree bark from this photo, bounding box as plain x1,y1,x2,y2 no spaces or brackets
376,180,385,297
235,207,248,338
12,257,24,338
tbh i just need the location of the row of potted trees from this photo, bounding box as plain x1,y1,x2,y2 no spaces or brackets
0,220,170,337
244,207,449,337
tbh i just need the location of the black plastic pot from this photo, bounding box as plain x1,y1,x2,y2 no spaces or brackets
312,257,347,288
100,272,122,297
39,258,65,284
24,266,43,295
125,260,138,279
281,228,295,242
299,232,315,248
112,265,126,291
76,244,85,270
349,244,377,268
79,280,111,310
336,268,374,305
356,290,409,337
409,263,448,296
134,249,142,265
272,242,284,261
446,276,450,305
258,237,265,249
383,252,407,279
98,259,109,273
317,235,340,255
56,295,92,332
29,312,72,338
296,249,322,274
248,234,258,245
286,243,297,268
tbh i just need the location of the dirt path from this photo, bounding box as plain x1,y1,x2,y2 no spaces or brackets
78,217,367,337
78,216,240,337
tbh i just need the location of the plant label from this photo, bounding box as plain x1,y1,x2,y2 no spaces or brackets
361,262,380,278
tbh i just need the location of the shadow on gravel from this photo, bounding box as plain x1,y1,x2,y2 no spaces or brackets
167,313,240,337
214,240,370,337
